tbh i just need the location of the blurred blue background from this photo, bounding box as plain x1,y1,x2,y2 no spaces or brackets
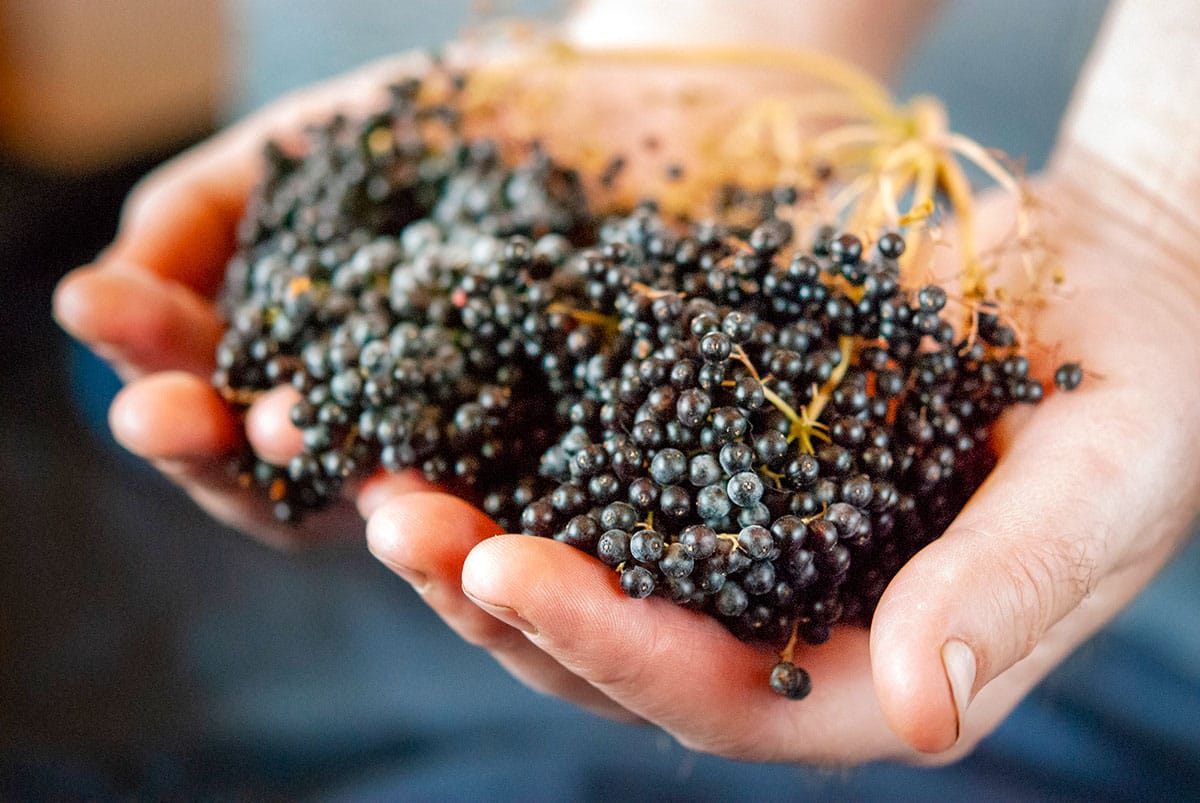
3,1,1198,799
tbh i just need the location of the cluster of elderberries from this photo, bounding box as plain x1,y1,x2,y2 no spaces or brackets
215,77,595,525
512,211,1066,698
213,73,1079,699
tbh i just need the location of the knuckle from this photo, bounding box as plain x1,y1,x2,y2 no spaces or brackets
565,614,659,691
574,645,645,691
992,529,1099,658
454,609,529,653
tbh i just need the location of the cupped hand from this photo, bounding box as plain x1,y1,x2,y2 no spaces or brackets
366,156,1200,763
49,37,880,548
53,53,442,547
52,21,1200,764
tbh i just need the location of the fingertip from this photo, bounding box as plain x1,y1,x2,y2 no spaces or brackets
459,534,527,604
366,490,502,579
872,640,962,753
109,371,242,460
869,546,967,754
364,495,412,575
52,265,131,358
356,468,439,519
460,535,580,598
52,262,223,377
460,535,629,648
52,265,101,339
245,385,305,466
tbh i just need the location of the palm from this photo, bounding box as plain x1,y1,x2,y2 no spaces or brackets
53,53,448,547
369,172,1200,762
51,50,804,548
53,47,1199,761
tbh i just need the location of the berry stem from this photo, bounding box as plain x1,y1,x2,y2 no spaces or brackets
464,39,1049,332
729,345,813,450
945,133,1037,286
731,337,854,456
629,282,681,301
546,302,621,334
937,152,985,303
795,335,855,453
220,386,265,405
716,532,743,551
780,620,800,664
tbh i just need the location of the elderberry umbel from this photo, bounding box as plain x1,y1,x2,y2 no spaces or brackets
213,66,1080,699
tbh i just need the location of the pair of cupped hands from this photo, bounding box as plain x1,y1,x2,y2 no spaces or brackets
54,48,1200,766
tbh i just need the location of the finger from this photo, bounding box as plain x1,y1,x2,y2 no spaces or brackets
111,373,441,544
356,469,441,519
245,385,305,466
461,534,908,763
109,371,242,460
110,371,365,547
52,263,224,381
107,139,250,299
366,492,638,721
105,52,436,297
160,457,366,549
244,388,443,512
868,385,1177,754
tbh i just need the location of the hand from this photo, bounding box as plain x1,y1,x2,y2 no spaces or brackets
53,53,442,547
55,5,1200,766
49,12,918,549
365,157,1200,763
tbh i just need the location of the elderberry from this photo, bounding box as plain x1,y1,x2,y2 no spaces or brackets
214,65,1066,705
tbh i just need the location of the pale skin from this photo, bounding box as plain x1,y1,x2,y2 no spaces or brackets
53,0,1200,765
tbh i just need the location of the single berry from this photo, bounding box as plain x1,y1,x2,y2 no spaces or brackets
876,231,906,259
769,661,812,699
1054,362,1084,391
620,565,656,599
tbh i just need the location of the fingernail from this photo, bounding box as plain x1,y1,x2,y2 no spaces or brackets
464,592,538,635
366,520,431,593
941,639,976,743
391,564,430,594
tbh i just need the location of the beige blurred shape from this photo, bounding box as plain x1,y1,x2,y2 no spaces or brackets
0,0,225,171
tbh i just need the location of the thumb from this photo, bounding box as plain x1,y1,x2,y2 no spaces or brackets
869,396,1143,754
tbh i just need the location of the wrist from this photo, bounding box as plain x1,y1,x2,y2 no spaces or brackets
1051,0,1200,262
1048,147,1200,277
560,0,940,81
